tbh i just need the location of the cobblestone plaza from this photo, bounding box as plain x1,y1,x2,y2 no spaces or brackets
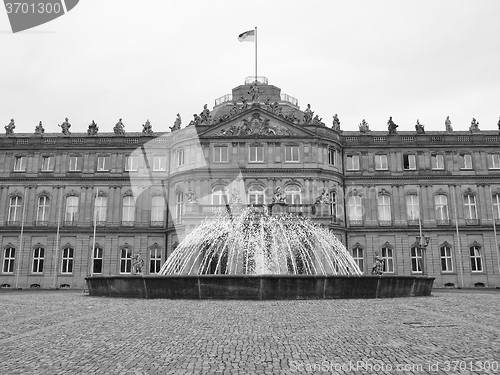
1,290,499,374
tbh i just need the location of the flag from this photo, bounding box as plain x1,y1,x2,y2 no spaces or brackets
238,30,255,42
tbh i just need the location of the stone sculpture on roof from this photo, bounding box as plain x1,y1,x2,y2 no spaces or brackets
5,118,15,135
415,119,425,134
200,104,211,125
303,104,314,124
170,114,181,132
59,117,71,135
469,118,480,133
114,118,125,135
332,114,341,132
359,119,370,133
387,116,398,134
142,119,153,134
445,116,453,132
34,121,44,135
87,120,99,136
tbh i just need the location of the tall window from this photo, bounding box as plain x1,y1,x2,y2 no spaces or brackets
410,246,423,273
41,156,54,171
348,195,363,222
285,186,301,205
151,196,165,224
406,194,420,221
435,194,449,222
92,247,103,274
329,191,337,217
32,247,44,273
94,196,107,223
150,246,162,274
125,155,138,171
14,156,26,171
489,154,500,169
8,196,22,224
459,154,472,169
176,149,185,167
249,145,264,162
3,247,15,273
212,186,228,205
352,247,364,273
96,156,109,171
470,246,483,272
175,192,184,222
493,194,500,221
431,154,444,169
403,154,416,170
64,196,79,224
377,195,391,222
346,155,359,170
69,155,81,171
248,185,265,205
328,149,337,166
153,155,167,171
464,194,478,221
214,146,228,162
122,196,135,225
61,247,74,274
440,245,453,272
375,155,388,170
285,145,299,162
36,196,50,225
381,247,394,273
120,248,132,274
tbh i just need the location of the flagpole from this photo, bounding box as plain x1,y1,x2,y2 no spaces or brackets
254,26,257,84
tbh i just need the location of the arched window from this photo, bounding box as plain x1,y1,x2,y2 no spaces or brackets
440,243,453,272
8,196,22,224
410,245,423,273
65,196,79,224
61,247,74,274
381,244,394,273
377,191,391,223
92,246,103,274
122,196,135,225
248,185,265,205
149,244,162,274
212,186,228,205
120,247,132,274
464,194,478,222
3,247,15,274
470,244,483,272
151,196,165,224
32,247,45,273
285,185,301,205
351,245,364,273
175,191,184,222
36,196,50,225
434,194,449,223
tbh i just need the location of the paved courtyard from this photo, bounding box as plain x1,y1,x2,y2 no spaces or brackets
0,289,499,375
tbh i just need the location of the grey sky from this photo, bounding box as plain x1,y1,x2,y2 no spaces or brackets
1,0,500,134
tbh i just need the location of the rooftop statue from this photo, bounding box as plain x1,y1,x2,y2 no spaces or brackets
240,96,249,110
332,114,341,132
469,118,480,133
58,117,71,135
169,114,181,132
415,119,425,134
113,118,125,135
359,119,370,133
189,113,201,126
200,104,211,125
303,104,314,124
248,83,261,102
387,116,398,134
5,118,15,135
445,116,453,132
312,115,325,126
142,119,153,134
34,121,44,135
87,120,99,136
270,101,282,116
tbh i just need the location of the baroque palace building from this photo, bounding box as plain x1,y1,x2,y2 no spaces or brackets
1,77,500,289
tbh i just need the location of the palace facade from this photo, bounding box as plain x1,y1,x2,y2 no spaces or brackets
1,77,500,289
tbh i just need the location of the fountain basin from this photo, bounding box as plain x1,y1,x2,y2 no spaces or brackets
85,275,434,299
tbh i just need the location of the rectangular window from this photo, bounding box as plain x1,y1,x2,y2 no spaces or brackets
176,192,184,222
352,247,364,273
435,195,449,222
14,156,26,171
285,145,299,162
375,155,388,170
122,196,135,225
8,196,22,223
459,154,472,169
214,146,228,162
64,196,79,224
403,154,416,170
3,247,15,273
406,195,420,221
493,194,500,221
92,247,103,274
151,196,165,224
381,247,394,273
346,155,359,171
36,196,50,225
329,192,337,218
150,247,162,274
61,247,74,274
490,154,500,169
410,246,423,273
348,195,363,222
440,246,453,272
470,246,483,272
377,195,391,222
431,154,445,169
32,247,44,273
120,248,132,274
41,156,55,171
125,155,138,171
249,145,264,162
464,195,478,220
328,149,337,166
69,156,82,171
96,156,109,171
153,155,167,171
176,149,185,167
94,196,107,223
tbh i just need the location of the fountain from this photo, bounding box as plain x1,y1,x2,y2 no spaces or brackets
86,207,434,299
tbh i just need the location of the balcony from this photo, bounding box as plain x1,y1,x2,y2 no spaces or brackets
349,220,364,227
407,220,420,227
436,220,451,226
378,220,392,227
465,219,480,226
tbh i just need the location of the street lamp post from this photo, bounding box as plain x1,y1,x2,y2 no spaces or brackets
416,235,430,275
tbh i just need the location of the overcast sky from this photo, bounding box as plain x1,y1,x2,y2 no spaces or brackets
2,0,500,134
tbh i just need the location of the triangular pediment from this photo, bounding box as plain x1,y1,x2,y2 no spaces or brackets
198,108,317,138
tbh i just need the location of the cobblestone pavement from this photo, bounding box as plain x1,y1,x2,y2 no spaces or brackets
1,289,499,375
